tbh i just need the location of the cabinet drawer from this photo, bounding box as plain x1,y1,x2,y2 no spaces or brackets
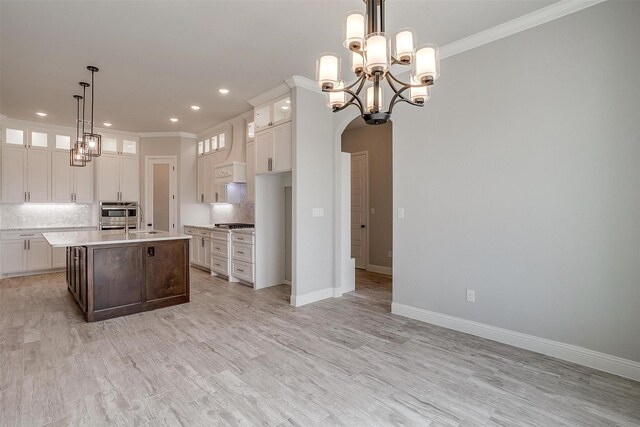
232,259,254,283
211,240,228,257
232,242,254,263
232,233,255,244
211,256,229,275
212,230,230,241
198,229,213,238
1,231,43,241
184,227,196,235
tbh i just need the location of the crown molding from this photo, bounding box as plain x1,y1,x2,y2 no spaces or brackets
247,82,290,107
440,0,607,59
286,76,322,93
138,131,197,139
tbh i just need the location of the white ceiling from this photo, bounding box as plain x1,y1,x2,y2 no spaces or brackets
0,0,557,134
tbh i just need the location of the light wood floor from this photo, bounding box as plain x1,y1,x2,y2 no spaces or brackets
1,269,639,426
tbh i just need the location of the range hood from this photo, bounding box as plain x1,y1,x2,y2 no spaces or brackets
214,162,246,184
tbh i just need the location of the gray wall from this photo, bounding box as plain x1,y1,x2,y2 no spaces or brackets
342,122,393,268
392,1,640,362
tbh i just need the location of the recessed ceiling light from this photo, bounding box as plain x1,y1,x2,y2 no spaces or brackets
36,112,47,117
103,122,112,127
218,89,229,94
286,100,291,104
170,118,179,122
190,105,200,110
281,106,290,110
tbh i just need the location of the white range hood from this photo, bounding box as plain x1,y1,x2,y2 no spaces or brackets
214,162,246,184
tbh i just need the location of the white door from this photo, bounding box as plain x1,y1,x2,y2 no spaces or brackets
120,156,140,202
273,122,292,172
74,160,95,203
0,240,26,274
351,152,368,269
27,150,51,202
27,239,52,271
97,154,120,201
51,151,73,202
145,157,176,232
1,146,27,203
255,130,273,174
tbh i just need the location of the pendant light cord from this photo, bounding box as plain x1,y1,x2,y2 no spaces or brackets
90,70,95,134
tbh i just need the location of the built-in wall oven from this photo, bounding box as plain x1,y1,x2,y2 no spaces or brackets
99,202,139,231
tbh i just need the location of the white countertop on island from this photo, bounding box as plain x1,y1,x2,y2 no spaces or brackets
42,230,192,247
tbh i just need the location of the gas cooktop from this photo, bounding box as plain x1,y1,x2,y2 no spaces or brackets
214,223,254,229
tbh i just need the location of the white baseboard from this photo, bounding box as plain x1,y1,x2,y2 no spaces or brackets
391,302,640,382
367,264,392,275
291,287,334,307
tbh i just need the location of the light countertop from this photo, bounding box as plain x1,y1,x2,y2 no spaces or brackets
0,225,97,232
42,230,191,247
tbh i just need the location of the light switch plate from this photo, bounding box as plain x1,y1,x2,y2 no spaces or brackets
370,207,375,215
312,208,324,217
397,208,405,219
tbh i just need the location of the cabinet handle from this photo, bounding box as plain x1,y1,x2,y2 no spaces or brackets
201,238,205,247
201,194,204,203
268,158,273,172
24,192,27,202
215,192,218,202
27,240,30,250
237,251,244,255
28,192,31,202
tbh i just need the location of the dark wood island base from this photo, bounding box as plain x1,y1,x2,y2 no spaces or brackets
66,239,190,322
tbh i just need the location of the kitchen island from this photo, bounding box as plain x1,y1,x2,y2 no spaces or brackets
43,230,191,322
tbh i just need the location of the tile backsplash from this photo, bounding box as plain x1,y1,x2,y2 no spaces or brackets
0,203,98,229
210,202,255,224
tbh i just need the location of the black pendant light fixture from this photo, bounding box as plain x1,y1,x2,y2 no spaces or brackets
83,66,101,157
70,94,87,167
315,0,440,125
74,81,91,163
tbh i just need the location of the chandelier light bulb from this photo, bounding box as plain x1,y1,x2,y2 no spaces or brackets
365,33,390,74
344,12,365,51
328,81,346,109
414,44,440,84
351,51,364,74
316,53,341,90
395,29,416,64
410,78,431,104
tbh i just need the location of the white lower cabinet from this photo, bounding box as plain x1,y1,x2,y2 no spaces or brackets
0,234,51,275
184,227,211,270
1,240,26,274
211,230,231,277
52,246,66,269
229,231,255,286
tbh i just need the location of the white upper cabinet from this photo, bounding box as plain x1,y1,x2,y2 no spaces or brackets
254,93,291,133
102,137,137,156
246,142,256,202
255,121,292,175
198,125,230,157
1,146,27,203
52,151,95,203
97,153,138,202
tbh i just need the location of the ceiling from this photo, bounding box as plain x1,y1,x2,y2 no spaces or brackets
0,0,557,134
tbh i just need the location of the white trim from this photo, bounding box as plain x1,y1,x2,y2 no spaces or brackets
367,264,392,276
440,0,607,59
290,287,334,307
350,151,369,269
138,131,197,139
391,302,640,382
247,83,291,107
286,76,322,94
1,117,139,139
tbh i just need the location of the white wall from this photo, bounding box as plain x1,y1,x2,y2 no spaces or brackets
291,84,335,304
392,1,640,364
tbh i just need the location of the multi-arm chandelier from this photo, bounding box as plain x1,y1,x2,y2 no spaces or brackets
316,0,440,125
70,66,101,167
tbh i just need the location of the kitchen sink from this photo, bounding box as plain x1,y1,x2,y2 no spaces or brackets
132,230,161,235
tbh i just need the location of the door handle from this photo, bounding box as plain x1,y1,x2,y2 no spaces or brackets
361,225,366,228
28,192,31,202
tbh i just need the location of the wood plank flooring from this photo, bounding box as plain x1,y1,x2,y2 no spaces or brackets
0,268,639,426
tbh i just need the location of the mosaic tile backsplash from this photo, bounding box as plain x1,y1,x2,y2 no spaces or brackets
0,203,98,229
211,202,255,225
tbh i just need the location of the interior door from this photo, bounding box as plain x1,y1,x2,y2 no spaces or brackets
146,158,176,232
351,152,368,269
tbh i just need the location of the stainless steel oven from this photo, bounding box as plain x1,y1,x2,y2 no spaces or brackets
99,202,139,231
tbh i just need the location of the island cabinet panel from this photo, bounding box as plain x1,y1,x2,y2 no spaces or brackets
145,240,189,307
65,238,190,322
92,246,145,312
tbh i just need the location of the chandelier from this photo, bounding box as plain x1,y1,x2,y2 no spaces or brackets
315,0,440,125
70,66,102,167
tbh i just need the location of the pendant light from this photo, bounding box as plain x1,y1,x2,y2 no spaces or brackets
74,81,91,163
70,95,87,167
83,66,101,157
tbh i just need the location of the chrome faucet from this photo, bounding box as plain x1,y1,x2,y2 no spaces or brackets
124,202,144,237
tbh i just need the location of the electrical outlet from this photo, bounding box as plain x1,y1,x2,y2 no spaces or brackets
312,208,324,217
388,250,393,258
466,290,476,303
370,207,375,215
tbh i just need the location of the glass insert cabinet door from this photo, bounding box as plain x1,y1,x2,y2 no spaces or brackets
30,131,49,148
102,137,118,153
122,139,137,155
5,128,25,145
272,97,291,124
